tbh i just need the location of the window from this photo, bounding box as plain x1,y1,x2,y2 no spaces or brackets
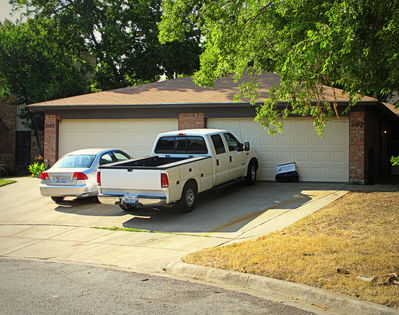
99,153,114,165
154,136,208,154
57,155,95,168
223,133,241,151
211,134,226,155
113,151,130,161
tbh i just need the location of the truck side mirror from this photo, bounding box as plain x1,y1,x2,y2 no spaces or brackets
244,140,250,151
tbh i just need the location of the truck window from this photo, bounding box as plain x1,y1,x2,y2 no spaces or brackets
211,134,226,154
155,136,208,154
223,133,241,151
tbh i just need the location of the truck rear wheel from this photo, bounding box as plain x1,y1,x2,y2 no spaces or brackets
119,201,137,211
179,181,197,213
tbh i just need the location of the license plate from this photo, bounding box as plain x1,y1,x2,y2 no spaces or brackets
122,196,137,204
54,176,68,183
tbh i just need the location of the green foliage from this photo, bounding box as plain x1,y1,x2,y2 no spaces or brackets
11,0,202,91
0,19,90,107
391,156,399,166
28,162,46,178
159,0,399,134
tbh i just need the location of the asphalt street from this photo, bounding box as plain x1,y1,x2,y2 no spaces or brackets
0,258,313,315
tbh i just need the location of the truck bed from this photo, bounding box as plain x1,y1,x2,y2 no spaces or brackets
99,155,210,192
100,156,189,169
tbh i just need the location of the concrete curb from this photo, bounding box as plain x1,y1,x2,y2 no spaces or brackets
166,262,398,315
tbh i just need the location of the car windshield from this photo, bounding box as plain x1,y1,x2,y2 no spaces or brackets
56,154,96,168
155,136,208,154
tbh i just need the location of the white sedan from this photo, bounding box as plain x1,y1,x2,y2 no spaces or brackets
40,148,131,204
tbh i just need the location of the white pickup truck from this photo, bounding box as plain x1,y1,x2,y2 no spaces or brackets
97,129,258,212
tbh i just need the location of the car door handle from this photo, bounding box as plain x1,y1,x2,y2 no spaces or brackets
229,156,232,163
216,159,219,166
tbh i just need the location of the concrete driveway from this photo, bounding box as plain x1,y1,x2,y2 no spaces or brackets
0,177,347,273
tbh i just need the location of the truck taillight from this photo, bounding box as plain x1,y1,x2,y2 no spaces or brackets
73,172,88,180
97,172,101,185
40,172,49,180
161,173,169,188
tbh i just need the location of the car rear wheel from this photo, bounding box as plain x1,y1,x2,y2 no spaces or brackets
51,196,64,204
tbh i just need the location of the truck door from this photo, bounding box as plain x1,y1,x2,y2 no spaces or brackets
210,134,230,185
223,132,246,180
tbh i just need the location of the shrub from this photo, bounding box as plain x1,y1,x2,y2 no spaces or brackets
28,162,46,178
391,156,399,166
0,164,7,175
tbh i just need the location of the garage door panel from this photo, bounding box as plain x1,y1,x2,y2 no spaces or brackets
59,119,178,158
208,118,349,182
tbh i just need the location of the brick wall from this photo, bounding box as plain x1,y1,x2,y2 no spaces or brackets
178,113,205,130
44,114,58,166
0,102,16,170
349,107,392,184
349,110,366,184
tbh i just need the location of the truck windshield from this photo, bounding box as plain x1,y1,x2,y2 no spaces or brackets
155,136,208,154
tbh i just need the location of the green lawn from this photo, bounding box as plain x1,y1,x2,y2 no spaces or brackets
0,179,16,187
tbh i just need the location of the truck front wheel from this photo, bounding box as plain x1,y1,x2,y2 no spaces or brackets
244,161,257,185
179,181,197,213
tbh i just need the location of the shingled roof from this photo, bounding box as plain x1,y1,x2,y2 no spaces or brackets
29,72,380,108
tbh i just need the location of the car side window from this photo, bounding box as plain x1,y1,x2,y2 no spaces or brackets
211,134,226,155
99,152,114,165
113,151,130,161
223,133,241,151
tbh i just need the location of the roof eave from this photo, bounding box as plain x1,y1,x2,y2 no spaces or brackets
28,100,378,111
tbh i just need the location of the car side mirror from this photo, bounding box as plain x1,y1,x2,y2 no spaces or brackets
244,140,250,151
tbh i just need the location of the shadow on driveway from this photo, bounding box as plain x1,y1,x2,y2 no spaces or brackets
51,181,348,234
121,182,316,233
54,197,125,217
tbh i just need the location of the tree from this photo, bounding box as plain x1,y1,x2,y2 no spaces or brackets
11,0,202,90
159,0,399,134
0,19,90,154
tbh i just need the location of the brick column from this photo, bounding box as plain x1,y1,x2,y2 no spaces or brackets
44,114,59,166
178,113,205,130
349,110,366,184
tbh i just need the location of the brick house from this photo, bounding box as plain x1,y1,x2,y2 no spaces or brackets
29,72,399,184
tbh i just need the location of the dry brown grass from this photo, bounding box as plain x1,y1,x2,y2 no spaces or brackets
185,191,399,308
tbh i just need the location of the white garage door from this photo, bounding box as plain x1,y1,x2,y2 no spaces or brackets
208,118,349,182
59,119,178,158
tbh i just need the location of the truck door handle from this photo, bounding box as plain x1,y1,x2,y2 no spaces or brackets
229,156,232,163
216,159,219,166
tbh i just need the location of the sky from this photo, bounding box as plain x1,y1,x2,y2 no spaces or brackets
0,0,19,22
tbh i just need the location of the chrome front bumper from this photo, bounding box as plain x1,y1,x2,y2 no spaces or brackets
98,193,167,208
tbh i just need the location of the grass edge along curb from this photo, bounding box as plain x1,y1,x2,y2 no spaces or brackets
91,226,214,238
166,262,398,315
0,179,16,187
92,226,168,234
